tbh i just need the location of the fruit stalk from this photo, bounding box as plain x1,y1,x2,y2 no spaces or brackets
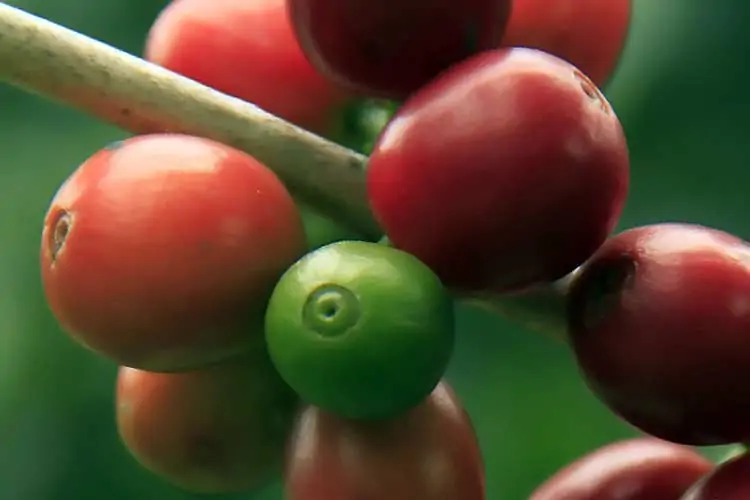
0,3,570,338
0,3,378,239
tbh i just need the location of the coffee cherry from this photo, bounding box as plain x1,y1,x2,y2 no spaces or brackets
681,451,750,500
145,0,351,132
287,0,512,100
284,382,484,500
41,134,305,372
367,48,629,294
530,438,712,500
568,223,750,445
265,241,454,420
501,0,631,86
116,349,299,494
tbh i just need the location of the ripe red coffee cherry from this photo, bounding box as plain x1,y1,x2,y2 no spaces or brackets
568,223,750,445
41,134,306,372
530,438,713,500
501,0,632,87
116,349,299,494
146,0,351,132
681,452,750,500
287,0,512,100
284,382,484,500
367,48,629,294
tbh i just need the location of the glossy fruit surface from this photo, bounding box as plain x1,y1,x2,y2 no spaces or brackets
284,382,484,500
681,452,750,500
568,223,750,445
145,0,351,132
265,241,454,420
501,0,631,87
116,348,299,494
367,47,629,294
530,437,712,500
287,0,512,100
41,134,306,372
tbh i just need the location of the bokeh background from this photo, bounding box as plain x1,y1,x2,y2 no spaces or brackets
0,0,747,498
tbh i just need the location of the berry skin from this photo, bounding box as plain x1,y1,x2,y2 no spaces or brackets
145,0,351,132
530,438,713,500
568,223,750,445
681,452,750,500
116,348,299,494
284,382,484,500
41,134,306,372
287,0,512,100
367,48,629,294
265,241,455,420
501,0,632,87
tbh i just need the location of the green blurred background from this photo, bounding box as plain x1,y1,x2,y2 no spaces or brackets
0,0,746,498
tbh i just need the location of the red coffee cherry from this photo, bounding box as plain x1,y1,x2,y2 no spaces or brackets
501,0,632,87
41,134,306,372
116,350,298,494
681,452,750,500
146,0,351,132
287,0,512,100
284,382,485,500
568,223,750,445
367,48,629,294
530,438,712,500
